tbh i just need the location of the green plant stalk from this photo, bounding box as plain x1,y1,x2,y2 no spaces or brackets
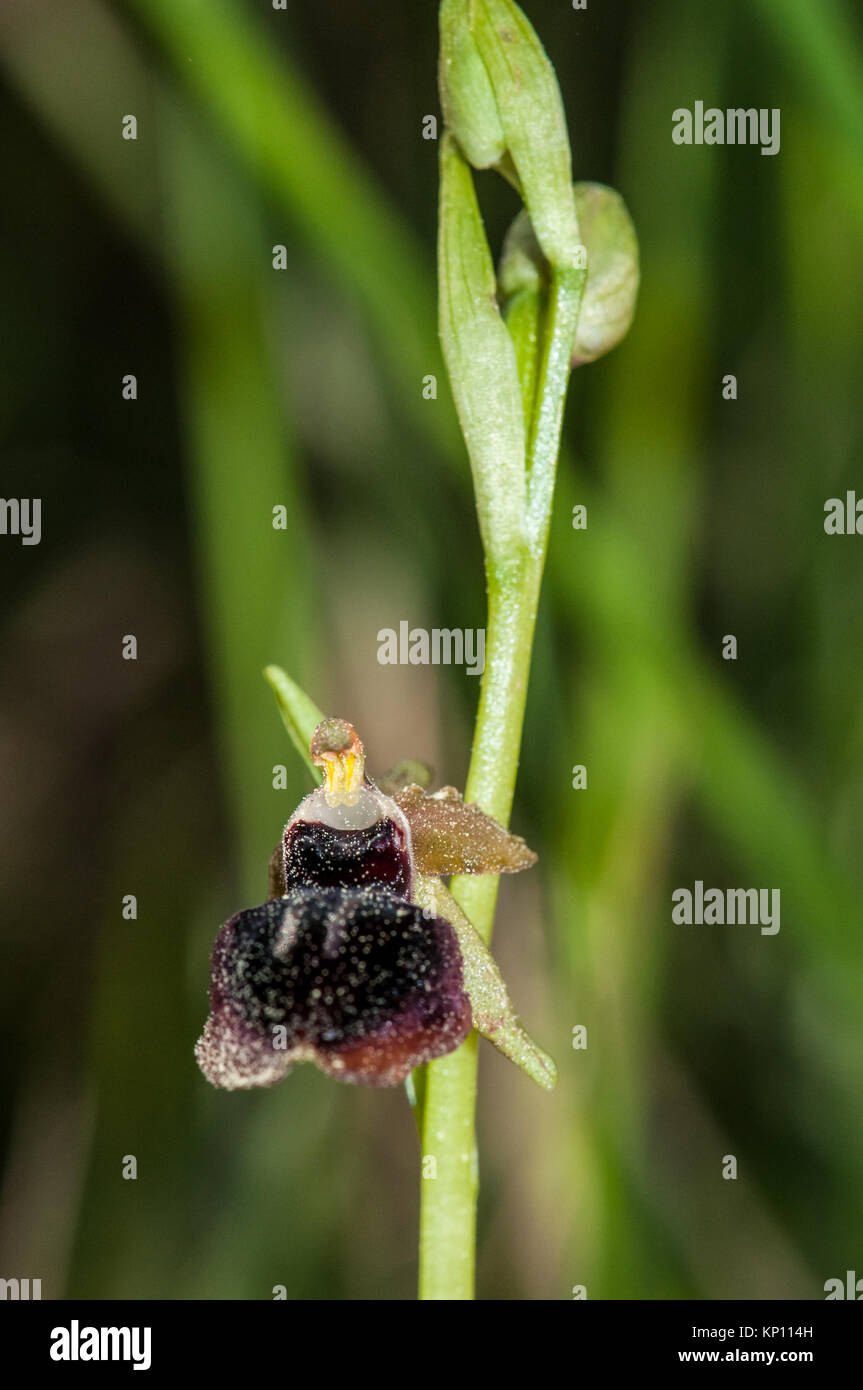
418,265,581,1298
418,560,539,1299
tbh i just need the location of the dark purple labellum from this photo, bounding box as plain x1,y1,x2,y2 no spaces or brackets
195,887,471,1089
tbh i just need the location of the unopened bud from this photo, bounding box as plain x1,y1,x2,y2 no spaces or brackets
439,0,507,169
570,182,639,365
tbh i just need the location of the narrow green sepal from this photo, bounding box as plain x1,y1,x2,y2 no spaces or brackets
414,873,557,1090
263,665,324,782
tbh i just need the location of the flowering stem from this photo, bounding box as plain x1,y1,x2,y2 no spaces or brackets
421,0,638,1302
417,2,585,1295
418,556,541,1298
418,280,581,1297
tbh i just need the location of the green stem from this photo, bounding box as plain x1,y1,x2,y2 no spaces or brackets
418,212,583,1296
418,555,542,1299
417,1033,480,1299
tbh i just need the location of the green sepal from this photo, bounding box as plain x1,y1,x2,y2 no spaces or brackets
414,872,557,1090
263,665,324,782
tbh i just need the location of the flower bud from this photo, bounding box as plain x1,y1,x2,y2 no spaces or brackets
499,183,639,368
570,182,639,366
439,0,506,169
440,0,581,272
498,206,544,301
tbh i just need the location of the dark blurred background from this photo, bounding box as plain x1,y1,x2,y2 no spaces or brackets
1,0,862,1299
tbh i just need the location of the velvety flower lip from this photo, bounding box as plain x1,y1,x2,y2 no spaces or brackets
195,886,472,1089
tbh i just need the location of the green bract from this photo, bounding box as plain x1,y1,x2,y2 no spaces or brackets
438,132,527,562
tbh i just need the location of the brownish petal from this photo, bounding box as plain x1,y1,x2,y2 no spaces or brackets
395,784,537,876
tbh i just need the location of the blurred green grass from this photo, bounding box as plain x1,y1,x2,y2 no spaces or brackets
0,0,862,1299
